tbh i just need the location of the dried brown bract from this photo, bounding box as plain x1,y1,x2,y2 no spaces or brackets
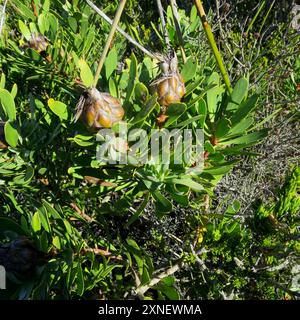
75,88,124,130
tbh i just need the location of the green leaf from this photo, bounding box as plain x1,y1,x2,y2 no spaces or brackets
63,220,73,235
197,99,207,127
126,238,140,250
39,231,49,252
20,216,29,234
18,20,31,40
185,75,204,96
165,103,187,127
13,0,36,19
76,264,85,296
230,94,259,126
227,77,249,110
134,82,149,102
13,166,34,184
78,59,94,88
173,114,205,128
226,200,241,214
132,94,158,125
141,266,150,285
206,85,224,119
29,23,39,36
0,217,27,236
48,98,68,121
11,84,18,99
68,16,77,33
158,285,180,300
219,129,268,146
162,276,175,286
167,178,204,192
126,238,143,275
227,117,254,136
204,140,215,153
32,211,41,233
251,108,281,130
207,72,219,86
0,73,5,89
215,118,231,138
125,193,150,227
105,47,118,80
181,57,197,82
52,236,61,249
38,208,51,233
42,200,62,219
152,190,173,216
38,14,49,34
203,163,235,175
124,53,137,105
109,77,118,98
72,134,94,147
4,122,18,147
0,89,16,121
43,0,50,12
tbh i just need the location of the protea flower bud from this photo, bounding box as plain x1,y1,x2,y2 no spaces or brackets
152,54,186,108
0,237,39,275
27,33,49,54
75,88,124,130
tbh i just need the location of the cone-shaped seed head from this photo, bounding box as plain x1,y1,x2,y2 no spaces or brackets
28,33,49,53
154,55,186,107
76,88,124,130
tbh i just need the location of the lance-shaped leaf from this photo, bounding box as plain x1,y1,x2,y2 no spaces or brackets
18,20,31,40
105,47,118,80
152,190,173,217
226,117,254,136
215,118,231,138
4,121,18,147
124,53,137,106
48,98,68,121
230,94,259,126
219,129,268,146
131,94,158,125
165,103,187,127
0,89,16,121
181,57,197,82
227,77,249,110
78,59,94,88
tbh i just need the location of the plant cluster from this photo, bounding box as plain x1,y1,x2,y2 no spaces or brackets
0,0,298,300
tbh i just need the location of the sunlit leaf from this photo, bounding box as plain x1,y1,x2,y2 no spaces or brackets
4,121,18,147
48,98,68,121
78,59,94,88
105,47,118,80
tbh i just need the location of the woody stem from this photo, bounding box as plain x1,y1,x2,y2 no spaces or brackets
93,0,127,87
86,0,158,61
156,0,171,51
169,0,187,63
194,0,232,93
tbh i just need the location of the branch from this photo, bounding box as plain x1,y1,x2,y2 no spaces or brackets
267,279,300,298
135,259,183,298
156,0,170,50
0,0,8,36
70,202,94,223
86,0,159,61
169,0,187,63
81,247,123,261
93,0,127,87
135,248,208,298
194,0,232,93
